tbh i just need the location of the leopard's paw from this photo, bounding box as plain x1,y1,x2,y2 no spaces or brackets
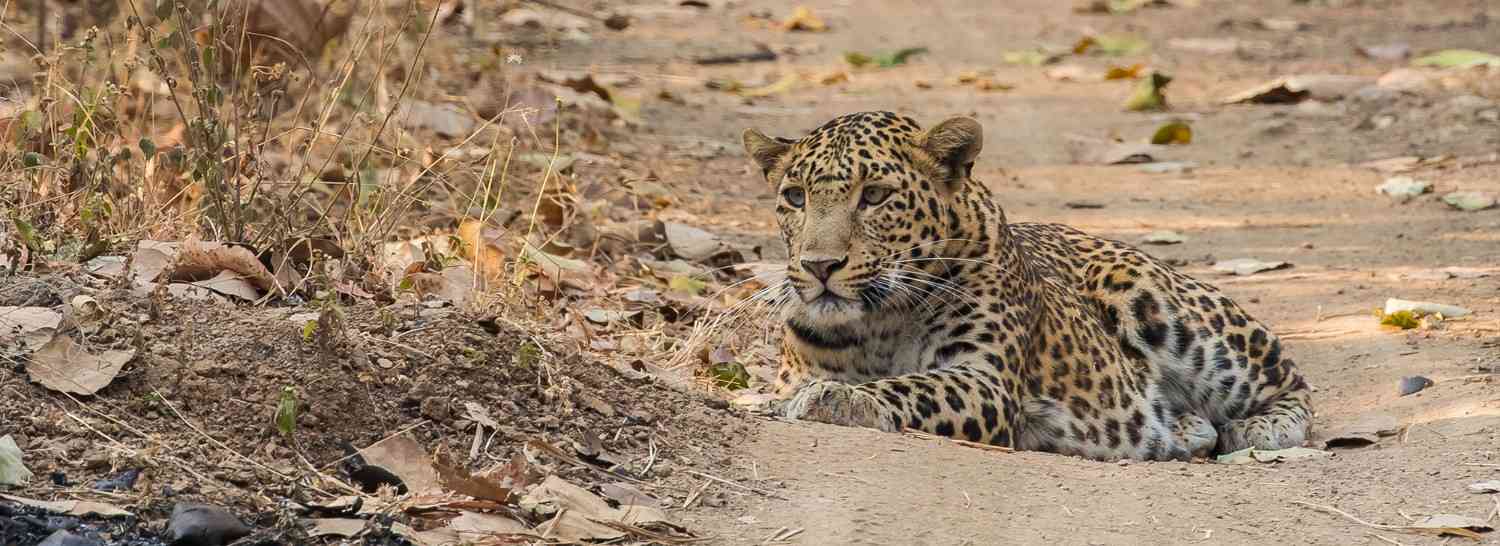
778,380,897,432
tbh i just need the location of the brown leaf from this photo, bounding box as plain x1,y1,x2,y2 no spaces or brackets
0,306,62,355
358,435,442,494
173,240,281,297
433,450,513,503
0,493,132,518
26,334,133,396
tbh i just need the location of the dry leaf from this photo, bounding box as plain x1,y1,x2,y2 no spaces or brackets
663,222,725,262
174,240,280,296
1222,75,1373,104
191,270,262,301
1212,259,1291,276
26,334,133,396
1383,298,1470,318
0,493,132,517
738,72,800,98
524,476,675,542
433,451,514,503
0,435,32,486
781,6,827,31
0,306,62,355
358,435,443,494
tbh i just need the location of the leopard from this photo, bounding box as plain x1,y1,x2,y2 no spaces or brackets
739,111,1313,461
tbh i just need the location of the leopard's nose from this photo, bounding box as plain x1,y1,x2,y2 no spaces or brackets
800,256,848,282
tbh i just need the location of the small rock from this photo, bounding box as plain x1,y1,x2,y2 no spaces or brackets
38,531,102,546
1374,176,1431,202
420,397,452,422
1117,459,1131,466
1442,191,1497,211
166,503,252,546
1398,376,1433,396
1141,230,1187,245
1350,85,1398,105
92,468,141,492
1137,161,1196,174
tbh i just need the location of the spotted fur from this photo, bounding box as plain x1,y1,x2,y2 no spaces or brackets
742,111,1313,461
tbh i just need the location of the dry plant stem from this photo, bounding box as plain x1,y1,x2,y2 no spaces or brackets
904,429,1016,453
684,470,789,500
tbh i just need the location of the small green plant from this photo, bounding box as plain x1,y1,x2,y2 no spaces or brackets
274,386,298,438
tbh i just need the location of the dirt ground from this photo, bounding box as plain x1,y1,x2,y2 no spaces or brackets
4,0,1500,544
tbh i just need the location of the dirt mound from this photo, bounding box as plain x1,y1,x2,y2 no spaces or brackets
1,272,754,542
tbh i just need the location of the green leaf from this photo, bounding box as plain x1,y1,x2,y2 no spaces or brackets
1411,49,1500,68
1380,310,1420,329
1124,72,1172,112
1150,121,1192,145
707,362,750,391
12,218,39,251
139,137,156,158
668,275,708,296
21,152,43,168
301,319,319,341
154,0,174,20
1001,49,1061,66
274,387,298,437
843,51,874,67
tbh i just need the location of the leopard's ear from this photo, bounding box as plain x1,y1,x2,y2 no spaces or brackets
920,116,983,189
742,128,793,180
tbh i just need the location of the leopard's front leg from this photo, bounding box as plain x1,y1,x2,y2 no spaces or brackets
780,364,1023,447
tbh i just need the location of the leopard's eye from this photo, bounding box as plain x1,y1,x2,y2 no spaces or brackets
782,187,806,208
860,186,893,209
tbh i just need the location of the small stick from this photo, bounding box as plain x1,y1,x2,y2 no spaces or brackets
684,470,788,500
903,429,1015,453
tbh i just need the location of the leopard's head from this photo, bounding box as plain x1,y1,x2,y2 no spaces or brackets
742,111,984,327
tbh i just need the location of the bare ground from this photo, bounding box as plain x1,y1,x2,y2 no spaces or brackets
4,0,1500,544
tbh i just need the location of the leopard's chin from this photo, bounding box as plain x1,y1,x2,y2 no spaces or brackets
789,291,867,326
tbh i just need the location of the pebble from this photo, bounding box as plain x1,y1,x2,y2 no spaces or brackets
166,503,251,546
1398,375,1433,396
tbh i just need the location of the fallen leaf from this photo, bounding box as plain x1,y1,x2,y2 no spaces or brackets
521,244,594,287
737,72,800,98
1222,75,1373,104
448,511,533,540
173,240,280,296
1150,121,1192,145
1441,191,1497,211
191,270,262,301
523,475,675,543
1468,481,1500,494
1404,514,1492,538
1411,49,1500,69
26,335,132,395
0,306,62,355
663,222,725,262
433,451,513,503
1123,72,1171,111
1077,34,1150,56
584,309,640,325
0,435,32,486
844,47,928,68
781,6,827,32
1216,447,1332,464
1374,176,1431,202
358,435,442,494
131,240,179,286
706,362,750,390
598,483,661,508
1212,259,1291,276
0,493,132,517
1001,49,1063,66
1141,230,1186,245
668,275,708,296
1380,310,1421,329
1383,298,1471,318
303,518,365,538
1168,37,1240,55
